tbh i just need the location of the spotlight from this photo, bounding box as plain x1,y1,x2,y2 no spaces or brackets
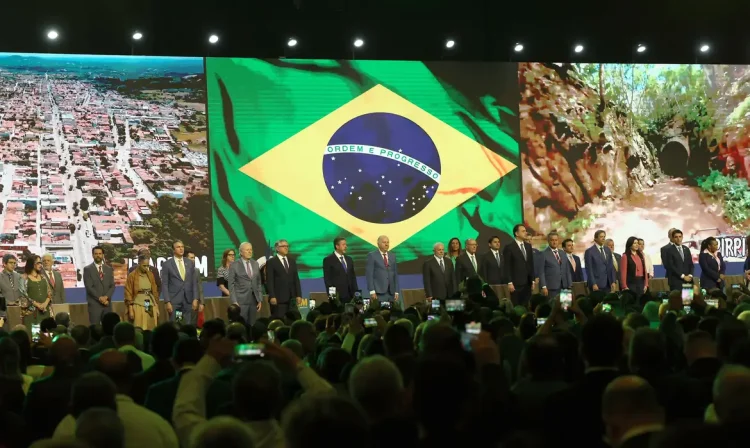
445,39,455,49
47,30,59,41
574,44,584,53
699,44,710,53
514,43,524,52
132,32,143,41
353,38,364,48
208,34,219,44
287,38,298,48
636,44,646,53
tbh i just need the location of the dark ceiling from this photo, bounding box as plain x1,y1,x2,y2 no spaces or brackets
3,0,750,63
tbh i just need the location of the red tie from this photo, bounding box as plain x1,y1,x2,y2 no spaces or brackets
553,250,561,264
48,271,55,287
99,265,103,280
383,253,389,268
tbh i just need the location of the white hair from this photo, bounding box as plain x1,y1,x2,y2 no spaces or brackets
239,242,252,250
432,242,444,251
42,253,54,261
465,238,476,246
274,239,288,251
377,235,389,244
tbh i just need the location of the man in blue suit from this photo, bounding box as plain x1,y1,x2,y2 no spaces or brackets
584,230,616,292
366,235,400,303
160,240,199,323
562,238,584,282
537,232,573,298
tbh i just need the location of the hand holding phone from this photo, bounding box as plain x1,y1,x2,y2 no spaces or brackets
559,289,572,310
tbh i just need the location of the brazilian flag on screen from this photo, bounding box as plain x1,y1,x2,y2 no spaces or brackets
207,58,522,278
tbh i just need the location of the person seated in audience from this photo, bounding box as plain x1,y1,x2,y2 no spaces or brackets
144,338,203,423
602,376,664,448
75,408,125,448
282,395,370,448
113,322,154,371
89,313,120,357
0,337,26,414
130,323,179,405
707,364,750,424
53,350,178,448
69,325,91,362
189,416,255,448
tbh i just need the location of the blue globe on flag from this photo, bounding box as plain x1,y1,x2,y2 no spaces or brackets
323,112,442,224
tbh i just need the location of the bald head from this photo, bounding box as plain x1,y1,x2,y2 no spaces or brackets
95,350,131,392
377,235,390,252
603,375,661,417
713,365,750,424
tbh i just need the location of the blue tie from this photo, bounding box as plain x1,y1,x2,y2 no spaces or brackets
340,256,347,271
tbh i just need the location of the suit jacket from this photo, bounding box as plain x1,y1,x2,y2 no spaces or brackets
584,245,616,289
502,241,535,286
323,253,358,300
226,258,263,305
131,359,175,405
193,267,204,303
455,252,480,284
537,248,572,291
612,252,621,273
422,256,456,299
699,252,725,290
83,263,115,302
567,253,584,283
41,270,65,304
160,257,198,304
365,251,399,296
23,367,80,442
661,243,695,290
0,270,24,312
479,250,504,285
266,255,302,303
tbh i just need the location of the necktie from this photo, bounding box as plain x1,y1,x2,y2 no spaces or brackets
677,245,684,260
7,273,13,289
612,255,618,271
98,265,104,280
283,257,289,272
383,253,389,268
599,246,605,259
495,251,501,267
569,255,576,271
553,250,560,264
439,258,445,272
470,254,477,271
340,256,347,271
245,260,252,277
177,259,185,280
48,271,55,287
520,244,527,260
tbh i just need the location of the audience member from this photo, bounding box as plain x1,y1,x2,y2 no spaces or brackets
131,323,179,404
113,322,155,371
75,408,125,448
602,376,664,448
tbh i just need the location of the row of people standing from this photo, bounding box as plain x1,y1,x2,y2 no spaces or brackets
0,253,62,331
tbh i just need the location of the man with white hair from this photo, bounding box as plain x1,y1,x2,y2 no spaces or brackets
226,242,263,325
422,242,455,301
365,235,399,304
266,239,302,318
348,355,404,423
455,238,480,284
41,253,66,305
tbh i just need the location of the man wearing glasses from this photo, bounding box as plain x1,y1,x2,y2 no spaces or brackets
266,239,302,318
0,254,23,329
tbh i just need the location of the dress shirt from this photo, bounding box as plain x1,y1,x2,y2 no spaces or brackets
491,249,501,264
644,253,654,277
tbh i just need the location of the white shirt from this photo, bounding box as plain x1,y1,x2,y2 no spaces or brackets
644,253,654,277
434,255,445,265
277,254,289,265
53,394,178,448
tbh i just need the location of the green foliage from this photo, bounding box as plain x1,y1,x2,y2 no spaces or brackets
697,170,750,225
146,194,211,267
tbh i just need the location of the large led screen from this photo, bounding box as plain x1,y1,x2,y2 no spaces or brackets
207,59,523,277
520,63,750,263
0,53,211,286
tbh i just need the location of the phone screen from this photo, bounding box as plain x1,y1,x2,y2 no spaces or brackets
536,317,547,327
681,285,694,306
381,302,391,310
364,318,377,328
559,289,572,310
309,299,316,310
603,304,612,313
445,300,465,312
362,299,370,310
31,324,41,342
235,343,265,358
175,310,183,321
732,284,741,290
431,301,440,310
328,286,336,296
706,299,718,308
427,315,437,321
461,321,481,350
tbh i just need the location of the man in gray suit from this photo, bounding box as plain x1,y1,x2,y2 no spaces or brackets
0,254,23,329
41,253,65,305
226,242,263,325
160,240,198,323
365,235,400,303
83,246,115,325
537,231,573,299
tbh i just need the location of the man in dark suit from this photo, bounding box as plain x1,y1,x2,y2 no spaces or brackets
661,229,694,291
144,338,203,422
602,376,664,448
479,235,503,285
455,238,480,284
606,239,621,277
266,239,302,318
323,237,359,303
160,240,199,323
562,238,584,282
584,230,616,293
83,246,115,325
537,232,573,299
422,242,455,301
502,224,535,306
